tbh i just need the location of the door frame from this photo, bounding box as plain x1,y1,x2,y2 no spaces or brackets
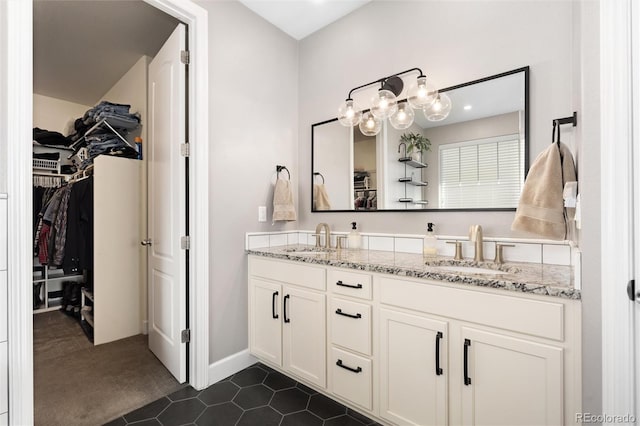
5,0,210,423
600,0,637,419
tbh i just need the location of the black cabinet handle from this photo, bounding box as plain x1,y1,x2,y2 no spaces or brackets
464,338,471,385
335,308,362,319
336,359,362,373
272,291,279,319
435,331,443,376
283,294,290,323
336,280,363,289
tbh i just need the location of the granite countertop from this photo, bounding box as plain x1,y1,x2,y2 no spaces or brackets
246,244,580,300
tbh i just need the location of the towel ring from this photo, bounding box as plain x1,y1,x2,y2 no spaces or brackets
313,172,325,184
276,165,290,180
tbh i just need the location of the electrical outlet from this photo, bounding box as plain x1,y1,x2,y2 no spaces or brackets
258,206,267,222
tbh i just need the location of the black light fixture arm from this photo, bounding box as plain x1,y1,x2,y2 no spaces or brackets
346,67,425,100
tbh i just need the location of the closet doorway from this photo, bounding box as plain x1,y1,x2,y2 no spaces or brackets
28,1,208,424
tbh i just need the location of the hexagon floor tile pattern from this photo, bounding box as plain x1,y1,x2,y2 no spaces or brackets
105,363,380,426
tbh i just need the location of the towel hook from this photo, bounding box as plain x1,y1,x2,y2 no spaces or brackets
552,112,578,146
313,172,325,184
276,165,290,180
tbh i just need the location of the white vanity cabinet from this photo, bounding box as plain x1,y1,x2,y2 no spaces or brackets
379,308,448,425
378,275,578,426
247,254,580,425
0,196,7,423
248,257,327,388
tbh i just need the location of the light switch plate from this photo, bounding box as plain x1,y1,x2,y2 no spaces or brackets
258,206,267,222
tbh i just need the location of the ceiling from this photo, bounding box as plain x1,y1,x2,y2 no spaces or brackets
34,0,179,106
238,0,370,40
33,0,370,106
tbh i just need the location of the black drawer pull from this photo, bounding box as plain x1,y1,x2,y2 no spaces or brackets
272,291,279,319
283,294,290,323
335,308,361,319
336,359,362,373
435,331,443,376
464,338,471,385
336,280,363,289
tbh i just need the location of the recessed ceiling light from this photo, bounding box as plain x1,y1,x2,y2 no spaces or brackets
464,105,472,110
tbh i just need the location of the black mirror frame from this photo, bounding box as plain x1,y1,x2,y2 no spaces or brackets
311,66,530,213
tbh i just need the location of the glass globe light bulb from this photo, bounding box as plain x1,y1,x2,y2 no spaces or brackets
389,102,415,130
370,89,398,119
407,76,438,110
337,99,362,127
424,93,452,122
359,111,382,136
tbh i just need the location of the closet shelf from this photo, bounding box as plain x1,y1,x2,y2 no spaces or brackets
82,307,94,328
81,287,94,303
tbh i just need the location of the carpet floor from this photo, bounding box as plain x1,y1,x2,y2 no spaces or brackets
34,311,182,426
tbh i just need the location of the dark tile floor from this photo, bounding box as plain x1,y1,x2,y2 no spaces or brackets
105,363,381,426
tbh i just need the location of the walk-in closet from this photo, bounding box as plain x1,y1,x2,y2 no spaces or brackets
32,1,185,424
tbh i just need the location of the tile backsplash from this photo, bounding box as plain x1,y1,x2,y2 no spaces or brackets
246,230,577,267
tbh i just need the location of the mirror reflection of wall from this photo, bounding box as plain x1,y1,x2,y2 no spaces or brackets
353,127,378,210
313,119,351,210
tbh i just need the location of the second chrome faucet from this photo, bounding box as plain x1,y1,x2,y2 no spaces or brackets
469,225,484,262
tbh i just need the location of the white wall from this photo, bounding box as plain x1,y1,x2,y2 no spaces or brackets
99,55,150,334
32,94,90,135
199,0,299,364
298,0,574,238
0,1,5,194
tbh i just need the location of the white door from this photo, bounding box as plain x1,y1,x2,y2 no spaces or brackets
283,287,326,387
461,327,563,426
379,308,448,426
249,278,282,366
147,23,187,382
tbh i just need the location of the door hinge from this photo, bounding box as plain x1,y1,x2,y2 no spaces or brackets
181,329,191,343
627,279,636,301
181,50,190,64
181,235,191,250
180,143,190,157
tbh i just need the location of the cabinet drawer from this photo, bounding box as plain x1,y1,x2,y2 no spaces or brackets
331,298,371,355
379,276,565,341
250,256,326,291
330,347,372,410
328,269,372,300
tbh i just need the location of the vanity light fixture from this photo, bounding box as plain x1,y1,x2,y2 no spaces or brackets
337,68,450,135
464,105,472,110
424,93,452,122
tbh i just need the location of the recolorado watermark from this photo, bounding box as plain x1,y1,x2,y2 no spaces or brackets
576,413,636,423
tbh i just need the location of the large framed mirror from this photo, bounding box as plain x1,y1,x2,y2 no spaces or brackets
311,66,529,212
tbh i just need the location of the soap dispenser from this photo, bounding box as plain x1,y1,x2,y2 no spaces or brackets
348,222,362,250
423,222,438,257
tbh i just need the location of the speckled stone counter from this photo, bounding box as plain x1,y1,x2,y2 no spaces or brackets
246,244,580,300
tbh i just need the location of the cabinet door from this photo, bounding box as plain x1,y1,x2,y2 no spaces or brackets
283,286,326,388
380,309,448,426
461,327,563,426
249,278,282,366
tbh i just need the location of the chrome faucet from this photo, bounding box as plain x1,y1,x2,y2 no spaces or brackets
314,223,332,249
469,225,484,262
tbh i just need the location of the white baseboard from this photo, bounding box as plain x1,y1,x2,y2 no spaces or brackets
208,349,258,386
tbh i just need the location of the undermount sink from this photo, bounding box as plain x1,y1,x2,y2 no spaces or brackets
432,265,510,275
282,247,336,255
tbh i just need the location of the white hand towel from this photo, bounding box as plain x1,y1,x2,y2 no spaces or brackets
511,142,576,240
273,178,297,223
313,184,331,210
